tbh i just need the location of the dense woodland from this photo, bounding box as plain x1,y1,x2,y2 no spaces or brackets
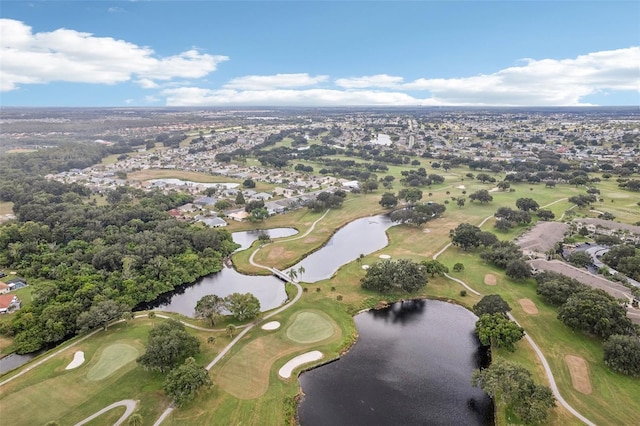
0,144,237,353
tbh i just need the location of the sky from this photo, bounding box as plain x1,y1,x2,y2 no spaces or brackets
1,1,639,107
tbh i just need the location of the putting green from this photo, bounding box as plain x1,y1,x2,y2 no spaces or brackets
285,311,336,344
87,343,139,381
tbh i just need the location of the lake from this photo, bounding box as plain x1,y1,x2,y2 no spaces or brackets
297,299,493,425
232,227,298,252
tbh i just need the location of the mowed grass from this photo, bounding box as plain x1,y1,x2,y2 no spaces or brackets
285,310,336,344
86,343,139,381
0,316,226,426
0,201,14,215
437,248,640,426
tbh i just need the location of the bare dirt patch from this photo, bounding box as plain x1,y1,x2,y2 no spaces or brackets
484,274,497,285
303,237,319,244
518,298,538,314
266,246,294,261
564,355,592,395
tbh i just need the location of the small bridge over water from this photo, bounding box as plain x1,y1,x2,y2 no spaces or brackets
271,268,295,283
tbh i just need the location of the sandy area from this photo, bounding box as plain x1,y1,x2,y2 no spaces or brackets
261,321,281,331
379,254,391,259
456,185,466,189
65,351,85,370
362,264,369,269
518,298,538,314
278,351,323,379
484,274,497,285
489,187,501,192
422,228,431,233
564,355,592,394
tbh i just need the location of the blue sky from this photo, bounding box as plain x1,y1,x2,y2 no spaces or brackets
1,1,639,107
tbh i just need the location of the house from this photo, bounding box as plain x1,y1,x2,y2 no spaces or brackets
0,282,9,294
200,217,228,228
228,211,250,222
0,294,20,314
194,196,218,207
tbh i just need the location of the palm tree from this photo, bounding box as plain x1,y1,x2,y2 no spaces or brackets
287,269,298,283
297,266,306,281
128,413,143,426
226,324,236,338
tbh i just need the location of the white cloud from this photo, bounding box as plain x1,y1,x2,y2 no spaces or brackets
0,19,228,91
335,74,404,89
401,46,640,106
224,73,329,90
162,87,434,107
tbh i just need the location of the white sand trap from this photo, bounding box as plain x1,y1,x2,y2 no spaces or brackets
65,351,85,370
362,264,370,270
379,254,391,259
261,321,281,331
489,187,500,192
278,351,323,379
423,228,431,233
456,185,466,189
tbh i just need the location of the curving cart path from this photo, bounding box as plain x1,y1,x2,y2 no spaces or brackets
74,399,137,426
433,210,595,425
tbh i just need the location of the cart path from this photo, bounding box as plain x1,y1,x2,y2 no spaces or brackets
74,399,137,426
431,210,595,426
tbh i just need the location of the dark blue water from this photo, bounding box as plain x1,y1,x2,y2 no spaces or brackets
298,300,493,426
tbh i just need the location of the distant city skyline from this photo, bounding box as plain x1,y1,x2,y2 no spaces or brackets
1,1,639,107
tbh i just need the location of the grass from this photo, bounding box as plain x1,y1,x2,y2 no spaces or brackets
2,167,639,425
126,169,276,193
86,343,139,381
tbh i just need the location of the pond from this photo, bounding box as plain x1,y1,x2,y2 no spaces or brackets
135,266,288,317
232,227,298,252
297,299,493,426
287,215,395,283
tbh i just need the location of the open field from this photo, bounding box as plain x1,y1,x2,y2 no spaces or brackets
0,201,14,215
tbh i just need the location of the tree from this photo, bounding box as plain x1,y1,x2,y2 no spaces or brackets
475,313,524,351
456,197,465,208
226,324,236,338
449,223,482,251
127,414,143,426
137,319,200,372
497,181,511,191
452,262,464,272
76,300,127,333
163,357,212,407
398,187,423,204
195,295,225,326
536,209,555,221
235,192,246,205
516,197,540,212
473,294,511,316
472,359,556,424
568,251,592,268
421,259,449,277
225,292,260,322
286,268,298,282
250,207,269,222
360,259,428,293
379,192,398,208
568,194,596,208
505,259,532,280
535,272,588,305
469,189,493,204
242,179,256,188
603,335,640,377
557,289,635,339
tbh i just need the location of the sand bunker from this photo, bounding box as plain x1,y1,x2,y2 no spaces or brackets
261,321,280,331
489,187,501,192
362,264,369,270
456,185,466,189
518,298,538,314
379,254,391,259
278,351,323,379
564,355,592,395
65,351,85,370
422,228,431,233
484,274,497,285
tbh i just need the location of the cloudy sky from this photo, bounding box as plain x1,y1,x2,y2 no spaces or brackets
1,1,639,107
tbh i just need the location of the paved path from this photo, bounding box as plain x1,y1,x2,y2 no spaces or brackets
431,211,595,426
74,399,137,426
153,211,326,425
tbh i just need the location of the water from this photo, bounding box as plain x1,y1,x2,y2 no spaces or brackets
298,300,493,426
0,352,38,375
135,266,287,317
288,215,395,282
232,227,298,252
